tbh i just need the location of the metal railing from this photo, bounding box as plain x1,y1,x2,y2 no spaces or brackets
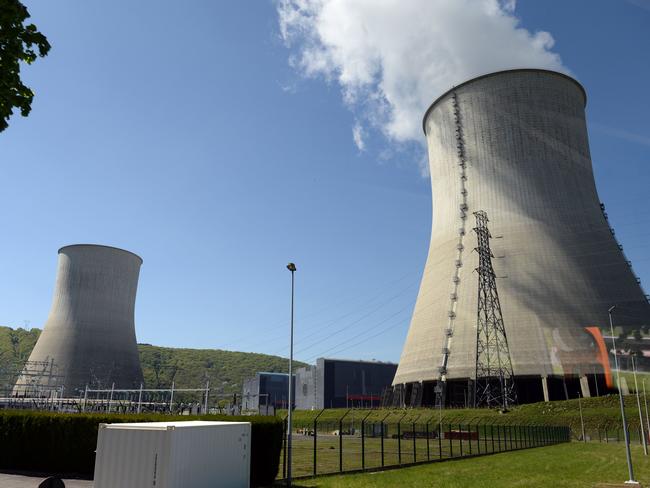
278,410,570,480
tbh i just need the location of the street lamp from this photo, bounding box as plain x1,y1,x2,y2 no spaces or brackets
286,262,296,487
608,305,638,485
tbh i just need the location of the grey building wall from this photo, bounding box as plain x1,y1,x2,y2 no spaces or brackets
295,364,319,410
15,244,144,394
394,69,650,386
242,375,260,411
241,372,292,411
295,358,397,409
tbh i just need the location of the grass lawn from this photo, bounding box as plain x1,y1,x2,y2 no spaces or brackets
288,443,650,487
287,427,545,477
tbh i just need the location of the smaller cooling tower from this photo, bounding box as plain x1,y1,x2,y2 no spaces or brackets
15,245,144,395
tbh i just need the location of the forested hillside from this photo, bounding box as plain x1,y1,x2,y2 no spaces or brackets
0,326,306,395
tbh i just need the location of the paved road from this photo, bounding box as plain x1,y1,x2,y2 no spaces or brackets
0,473,92,488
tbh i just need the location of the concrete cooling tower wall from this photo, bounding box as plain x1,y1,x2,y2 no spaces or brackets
15,244,144,395
392,69,650,407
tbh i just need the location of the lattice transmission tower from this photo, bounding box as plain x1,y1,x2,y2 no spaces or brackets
473,210,517,409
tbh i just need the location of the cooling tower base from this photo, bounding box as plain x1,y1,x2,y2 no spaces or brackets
385,374,611,408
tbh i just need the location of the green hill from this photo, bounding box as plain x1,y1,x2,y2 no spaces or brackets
0,326,306,396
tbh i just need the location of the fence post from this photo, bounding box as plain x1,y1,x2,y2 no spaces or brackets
339,409,351,473
468,422,472,455
449,423,453,457
411,414,421,464
491,424,495,453
380,412,390,468
398,420,402,465
523,425,527,448
497,425,502,452
479,425,488,454
412,421,417,463
459,423,463,457
477,423,481,455
313,409,324,477
398,412,407,465
438,422,443,459
381,421,385,467
361,411,372,471
426,421,430,461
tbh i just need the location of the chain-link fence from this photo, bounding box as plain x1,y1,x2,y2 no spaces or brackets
575,424,650,444
278,410,570,479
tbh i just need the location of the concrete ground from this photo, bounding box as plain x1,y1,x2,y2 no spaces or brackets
0,473,92,488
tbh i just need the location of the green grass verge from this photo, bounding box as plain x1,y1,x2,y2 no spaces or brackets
284,393,650,433
289,443,650,487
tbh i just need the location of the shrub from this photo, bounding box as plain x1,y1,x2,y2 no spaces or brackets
0,410,282,487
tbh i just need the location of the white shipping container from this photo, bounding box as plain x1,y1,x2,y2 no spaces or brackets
93,421,251,488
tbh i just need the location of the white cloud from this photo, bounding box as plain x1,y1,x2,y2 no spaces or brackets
352,122,365,151
278,0,567,151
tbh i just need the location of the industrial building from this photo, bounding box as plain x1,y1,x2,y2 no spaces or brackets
295,358,397,410
241,372,294,413
392,69,650,407
14,245,144,396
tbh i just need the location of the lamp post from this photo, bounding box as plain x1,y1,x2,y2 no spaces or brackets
578,391,586,443
632,355,648,455
642,380,650,444
286,262,296,487
608,305,638,485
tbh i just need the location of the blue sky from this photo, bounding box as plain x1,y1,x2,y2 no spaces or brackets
1,0,649,364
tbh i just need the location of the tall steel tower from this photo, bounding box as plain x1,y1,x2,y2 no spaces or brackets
473,211,517,409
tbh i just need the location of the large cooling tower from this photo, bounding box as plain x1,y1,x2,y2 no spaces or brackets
16,245,144,395
393,69,650,406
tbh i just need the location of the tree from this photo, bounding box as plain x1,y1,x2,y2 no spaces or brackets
0,0,50,132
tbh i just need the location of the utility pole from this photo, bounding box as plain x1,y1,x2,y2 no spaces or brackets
609,306,638,485
578,391,586,443
286,262,296,487
641,379,650,444
632,355,647,455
